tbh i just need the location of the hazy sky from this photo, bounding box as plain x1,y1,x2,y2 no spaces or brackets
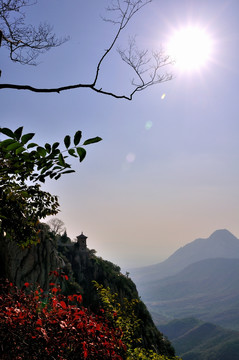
1,0,239,269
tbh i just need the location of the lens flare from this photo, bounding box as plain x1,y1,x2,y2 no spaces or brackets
126,153,136,163
145,121,153,130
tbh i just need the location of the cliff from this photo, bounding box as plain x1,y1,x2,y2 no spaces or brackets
0,224,64,289
0,224,175,357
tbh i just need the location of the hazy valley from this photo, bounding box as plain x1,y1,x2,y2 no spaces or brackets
130,229,239,359
160,318,239,360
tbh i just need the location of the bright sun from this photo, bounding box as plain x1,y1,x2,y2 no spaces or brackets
167,26,213,72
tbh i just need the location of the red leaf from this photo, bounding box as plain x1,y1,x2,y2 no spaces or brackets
77,295,82,303
60,301,67,309
36,318,42,326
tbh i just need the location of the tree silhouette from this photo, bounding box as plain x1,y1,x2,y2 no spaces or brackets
0,0,173,99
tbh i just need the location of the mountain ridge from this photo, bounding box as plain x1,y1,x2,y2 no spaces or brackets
141,258,239,330
159,318,239,360
130,229,239,285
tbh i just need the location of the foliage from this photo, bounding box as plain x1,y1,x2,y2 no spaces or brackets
59,230,72,244
94,282,180,360
94,282,141,348
0,126,102,183
56,240,175,355
0,278,126,359
0,181,59,247
127,348,181,360
0,126,102,246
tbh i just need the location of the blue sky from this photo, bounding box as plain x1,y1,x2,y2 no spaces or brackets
1,0,239,269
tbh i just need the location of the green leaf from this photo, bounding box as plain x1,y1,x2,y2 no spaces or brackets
76,147,86,162
62,170,75,174
30,150,40,160
64,135,71,149
74,131,82,146
50,149,60,158
21,191,29,198
83,136,102,145
37,146,47,157
0,138,16,148
38,175,45,183
52,166,62,171
43,171,52,178
0,127,15,138
68,148,77,157
45,143,51,153
21,133,35,144
58,153,66,167
40,166,49,174
52,142,60,150
27,143,38,149
6,142,22,151
50,172,57,179
15,146,25,155
14,127,23,140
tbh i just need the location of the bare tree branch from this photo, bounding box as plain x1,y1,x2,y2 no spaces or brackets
47,218,65,236
0,0,68,65
118,36,174,94
0,0,173,100
104,0,152,29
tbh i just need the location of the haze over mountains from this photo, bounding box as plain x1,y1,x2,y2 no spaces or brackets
141,257,239,330
130,229,239,285
159,318,239,360
129,229,239,329
129,229,239,359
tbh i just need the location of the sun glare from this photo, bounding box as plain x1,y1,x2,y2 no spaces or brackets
167,26,213,72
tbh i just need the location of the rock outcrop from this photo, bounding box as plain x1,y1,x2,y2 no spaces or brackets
0,224,65,289
0,226,175,357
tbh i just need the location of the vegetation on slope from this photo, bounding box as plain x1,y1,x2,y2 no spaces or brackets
55,230,175,357
0,126,177,359
159,317,239,360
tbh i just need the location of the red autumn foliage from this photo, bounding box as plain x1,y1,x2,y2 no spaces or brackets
0,279,126,360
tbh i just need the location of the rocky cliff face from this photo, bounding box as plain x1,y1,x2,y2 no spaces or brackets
58,240,175,356
0,226,175,357
0,224,65,289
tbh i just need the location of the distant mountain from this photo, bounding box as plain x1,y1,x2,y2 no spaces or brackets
130,229,239,288
159,318,239,360
141,258,239,330
128,230,239,356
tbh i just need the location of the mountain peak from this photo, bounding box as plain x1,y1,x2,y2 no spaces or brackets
209,229,238,242
130,229,239,286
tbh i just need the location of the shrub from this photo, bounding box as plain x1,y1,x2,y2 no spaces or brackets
0,279,126,359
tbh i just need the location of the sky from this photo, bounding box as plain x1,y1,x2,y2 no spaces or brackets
1,0,239,270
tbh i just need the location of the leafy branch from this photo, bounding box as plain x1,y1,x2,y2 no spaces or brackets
0,126,102,183
0,126,102,246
